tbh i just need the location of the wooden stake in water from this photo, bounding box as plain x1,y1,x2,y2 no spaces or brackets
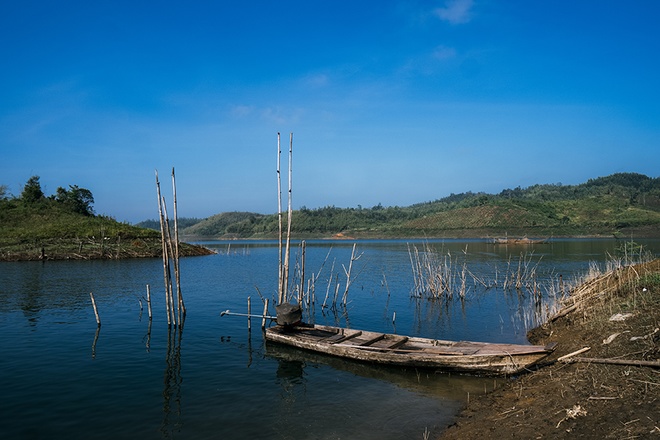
146,284,152,320
90,292,101,327
262,299,269,329
247,296,251,331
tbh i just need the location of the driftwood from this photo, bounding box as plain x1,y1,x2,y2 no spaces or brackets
557,347,591,362
564,357,660,369
549,304,578,322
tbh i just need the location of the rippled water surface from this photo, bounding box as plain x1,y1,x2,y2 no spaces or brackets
1,239,657,439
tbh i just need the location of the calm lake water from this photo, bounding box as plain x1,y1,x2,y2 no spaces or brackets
1,238,658,439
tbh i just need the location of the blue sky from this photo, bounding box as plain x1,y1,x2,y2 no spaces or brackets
2,1,659,223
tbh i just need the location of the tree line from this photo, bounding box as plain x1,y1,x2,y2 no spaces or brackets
171,172,660,238
1,175,95,216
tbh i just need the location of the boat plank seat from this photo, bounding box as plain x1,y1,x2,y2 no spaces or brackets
367,336,408,350
357,334,386,346
299,328,338,339
387,337,408,349
326,331,362,344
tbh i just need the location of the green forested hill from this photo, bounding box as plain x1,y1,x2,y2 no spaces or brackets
177,173,660,239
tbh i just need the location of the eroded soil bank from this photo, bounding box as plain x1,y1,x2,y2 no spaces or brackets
439,259,660,439
0,237,214,261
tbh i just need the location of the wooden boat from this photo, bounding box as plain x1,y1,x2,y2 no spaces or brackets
490,236,550,245
265,323,556,375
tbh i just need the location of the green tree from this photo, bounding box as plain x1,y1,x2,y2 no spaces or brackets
21,176,45,204
55,185,95,216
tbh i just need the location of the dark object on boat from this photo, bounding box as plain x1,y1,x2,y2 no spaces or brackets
275,302,302,326
265,323,557,375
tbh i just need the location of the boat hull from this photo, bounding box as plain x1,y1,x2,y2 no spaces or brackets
265,324,555,375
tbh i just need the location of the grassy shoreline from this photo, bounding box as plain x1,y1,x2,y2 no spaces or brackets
439,258,660,439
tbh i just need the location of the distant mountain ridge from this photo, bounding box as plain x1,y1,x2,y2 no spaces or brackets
136,173,660,239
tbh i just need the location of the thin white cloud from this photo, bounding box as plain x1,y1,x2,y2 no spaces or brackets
260,106,304,125
434,0,474,24
432,45,457,60
303,73,330,88
230,104,254,118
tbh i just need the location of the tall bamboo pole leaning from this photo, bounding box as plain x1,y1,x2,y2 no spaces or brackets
162,200,177,326
155,170,172,326
171,167,185,322
277,133,284,304
276,132,294,306
163,203,181,325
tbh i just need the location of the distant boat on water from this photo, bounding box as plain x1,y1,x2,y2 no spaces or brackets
489,236,550,245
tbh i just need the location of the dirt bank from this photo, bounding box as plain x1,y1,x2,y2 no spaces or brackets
439,259,660,439
0,237,214,261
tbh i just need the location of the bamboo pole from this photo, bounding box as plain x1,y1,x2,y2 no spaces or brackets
162,199,176,326
171,167,185,322
155,171,172,326
262,299,269,329
277,133,284,304
146,284,152,320
247,296,251,331
342,243,361,305
282,133,293,304
298,240,306,305
90,292,101,326
322,259,336,309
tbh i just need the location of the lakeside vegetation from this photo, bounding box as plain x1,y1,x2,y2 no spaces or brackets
139,172,660,239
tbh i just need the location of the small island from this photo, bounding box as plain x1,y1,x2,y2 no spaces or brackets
0,176,213,261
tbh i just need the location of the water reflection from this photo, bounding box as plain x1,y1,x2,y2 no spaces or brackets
266,341,494,439
91,326,100,359
161,326,184,438
274,354,307,436
266,342,492,402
